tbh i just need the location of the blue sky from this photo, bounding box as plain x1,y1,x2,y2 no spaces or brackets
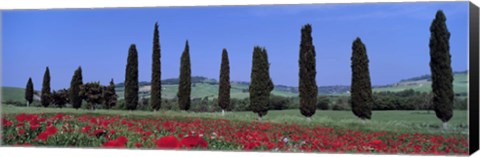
1,2,469,90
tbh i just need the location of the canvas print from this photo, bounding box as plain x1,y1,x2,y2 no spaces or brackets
0,1,476,155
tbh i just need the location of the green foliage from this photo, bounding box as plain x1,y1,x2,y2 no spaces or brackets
80,82,104,110
299,24,318,118
151,22,162,111
316,96,329,110
332,97,350,110
268,95,290,110
178,41,191,111
429,10,454,123
41,67,51,108
218,49,231,111
25,77,34,106
350,37,373,120
70,67,84,109
103,79,117,109
51,89,69,108
125,44,139,111
249,46,274,118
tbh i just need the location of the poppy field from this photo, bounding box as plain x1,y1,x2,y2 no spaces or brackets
1,111,469,155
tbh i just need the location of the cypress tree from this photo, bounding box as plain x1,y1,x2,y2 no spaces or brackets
350,37,373,120
429,10,454,128
218,48,230,116
70,67,83,109
41,67,51,108
25,77,34,107
151,22,162,111
249,46,274,119
177,40,191,111
298,24,318,120
125,44,139,111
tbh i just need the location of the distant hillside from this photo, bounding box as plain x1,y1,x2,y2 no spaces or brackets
374,71,468,95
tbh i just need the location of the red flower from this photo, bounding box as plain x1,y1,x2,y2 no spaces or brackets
102,136,128,148
16,114,27,123
2,119,13,127
18,129,25,135
82,125,92,133
180,135,208,149
135,142,143,148
45,126,58,135
155,135,180,149
93,129,105,136
37,132,50,141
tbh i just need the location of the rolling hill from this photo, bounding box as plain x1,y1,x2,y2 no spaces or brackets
2,71,468,102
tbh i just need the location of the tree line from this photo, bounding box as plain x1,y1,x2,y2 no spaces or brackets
23,10,455,127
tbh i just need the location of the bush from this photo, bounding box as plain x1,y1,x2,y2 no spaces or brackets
269,95,290,110
332,97,350,110
316,96,330,110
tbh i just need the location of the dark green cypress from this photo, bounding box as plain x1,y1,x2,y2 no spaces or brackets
298,24,318,118
70,67,83,109
41,67,51,108
218,48,230,115
429,10,454,125
151,22,162,111
125,44,139,111
249,46,274,119
350,37,373,120
177,40,191,111
25,77,34,107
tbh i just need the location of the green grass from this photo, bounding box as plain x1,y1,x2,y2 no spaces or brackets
1,104,467,135
1,87,26,102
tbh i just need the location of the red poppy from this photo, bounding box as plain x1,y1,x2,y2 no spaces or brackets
18,129,25,135
45,126,58,135
2,119,13,127
102,136,128,148
37,132,49,141
180,136,208,149
155,135,180,149
82,125,92,133
135,142,142,148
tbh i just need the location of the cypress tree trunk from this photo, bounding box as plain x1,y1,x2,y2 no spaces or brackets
25,77,34,107
429,10,454,126
70,67,83,109
350,37,373,120
249,46,274,119
178,40,191,111
218,48,230,116
125,44,139,111
41,67,51,108
151,22,162,111
298,24,318,119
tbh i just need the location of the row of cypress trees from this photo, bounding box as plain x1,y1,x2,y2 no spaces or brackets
24,10,454,126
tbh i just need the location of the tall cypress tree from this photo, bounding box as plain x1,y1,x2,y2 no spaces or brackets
218,48,230,116
350,37,373,120
298,24,318,120
70,67,83,109
178,40,191,111
249,46,274,119
125,44,139,111
151,22,162,112
429,10,454,128
25,77,34,107
41,67,51,108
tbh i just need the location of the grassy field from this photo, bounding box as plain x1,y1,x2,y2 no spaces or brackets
1,87,26,102
373,73,468,94
1,104,468,135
